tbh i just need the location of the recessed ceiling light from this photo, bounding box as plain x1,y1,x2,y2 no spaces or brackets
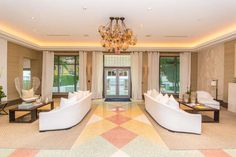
145,34,151,37
31,17,35,20
47,34,71,37
164,35,188,38
147,7,152,11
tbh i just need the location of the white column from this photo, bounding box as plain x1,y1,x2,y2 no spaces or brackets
91,52,103,99
180,52,191,97
0,38,7,101
41,51,54,101
131,52,143,100
148,52,160,92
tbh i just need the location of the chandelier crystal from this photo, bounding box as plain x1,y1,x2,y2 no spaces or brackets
98,17,137,54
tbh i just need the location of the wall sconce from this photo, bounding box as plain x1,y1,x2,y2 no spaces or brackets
211,80,218,100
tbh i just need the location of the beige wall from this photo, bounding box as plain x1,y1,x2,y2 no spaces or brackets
7,42,42,100
197,44,225,100
224,40,236,102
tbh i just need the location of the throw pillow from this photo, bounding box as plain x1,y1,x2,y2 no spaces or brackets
147,90,152,95
68,92,77,99
150,89,159,98
159,94,169,104
155,93,163,101
167,95,179,109
22,88,34,98
60,96,77,108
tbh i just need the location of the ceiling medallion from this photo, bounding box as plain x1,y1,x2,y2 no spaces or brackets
98,17,137,54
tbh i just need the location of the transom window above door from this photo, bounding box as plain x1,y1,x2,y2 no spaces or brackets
104,55,131,67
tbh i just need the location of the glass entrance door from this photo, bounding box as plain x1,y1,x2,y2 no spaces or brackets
104,68,130,98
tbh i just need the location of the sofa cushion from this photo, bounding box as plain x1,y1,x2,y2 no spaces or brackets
147,90,152,96
150,89,159,98
167,95,179,109
159,94,169,104
60,96,77,108
155,93,163,101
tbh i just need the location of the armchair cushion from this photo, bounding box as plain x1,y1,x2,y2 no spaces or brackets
22,88,34,99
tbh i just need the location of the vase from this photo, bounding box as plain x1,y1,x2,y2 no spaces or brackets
190,92,197,103
183,94,189,103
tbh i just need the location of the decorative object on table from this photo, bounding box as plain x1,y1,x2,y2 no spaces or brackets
211,79,218,100
18,102,34,109
183,93,190,103
0,85,6,102
45,97,49,104
98,17,137,54
190,91,197,103
36,96,42,103
14,76,40,102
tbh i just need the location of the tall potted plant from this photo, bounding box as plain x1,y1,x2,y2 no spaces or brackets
0,86,6,102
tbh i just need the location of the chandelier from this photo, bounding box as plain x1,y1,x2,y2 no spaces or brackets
98,17,137,54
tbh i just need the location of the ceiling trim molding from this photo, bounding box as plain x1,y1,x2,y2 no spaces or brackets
193,30,236,51
0,30,41,50
1,29,236,52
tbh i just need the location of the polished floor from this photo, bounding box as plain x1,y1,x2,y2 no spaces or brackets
0,101,236,157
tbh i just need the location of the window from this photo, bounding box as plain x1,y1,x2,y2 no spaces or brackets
53,56,79,93
23,69,31,89
23,58,31,89
160,56,180,94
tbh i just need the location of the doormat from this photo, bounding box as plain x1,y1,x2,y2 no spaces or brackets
105,98,131,102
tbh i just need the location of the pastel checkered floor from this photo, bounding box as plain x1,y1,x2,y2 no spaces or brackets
1,102,236,157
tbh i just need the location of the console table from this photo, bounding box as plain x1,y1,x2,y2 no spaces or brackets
9,101,54,123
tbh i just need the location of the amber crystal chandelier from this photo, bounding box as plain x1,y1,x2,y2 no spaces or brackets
98,17,137,54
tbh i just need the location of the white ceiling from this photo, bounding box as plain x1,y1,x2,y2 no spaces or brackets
0,0,236,50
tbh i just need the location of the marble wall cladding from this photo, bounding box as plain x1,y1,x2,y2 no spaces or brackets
7,42,42,101
197,44,224,100
191,52,198,91
224,40,236,102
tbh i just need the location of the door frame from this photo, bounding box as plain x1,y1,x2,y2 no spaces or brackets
104,67,131,99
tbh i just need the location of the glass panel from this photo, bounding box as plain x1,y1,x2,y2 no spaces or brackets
59,65,75,92
76,65,79,91
106,69,117,96
23,70,31,90
160,57,180,94
118,69,129,96
53,65,59,92
104,55,131,67
54,56,59,65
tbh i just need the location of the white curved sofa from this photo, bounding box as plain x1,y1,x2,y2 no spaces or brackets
144,93,202,134
39,93,92,131
197,91,220,110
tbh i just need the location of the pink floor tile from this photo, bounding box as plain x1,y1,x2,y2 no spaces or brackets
101,126,137,148
8,149,39,157
201,149,231,157
107,114,131,125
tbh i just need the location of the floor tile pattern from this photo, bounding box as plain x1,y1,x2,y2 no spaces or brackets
1,101,235,157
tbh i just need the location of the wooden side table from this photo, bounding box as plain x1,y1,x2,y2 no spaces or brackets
0,101,8,115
